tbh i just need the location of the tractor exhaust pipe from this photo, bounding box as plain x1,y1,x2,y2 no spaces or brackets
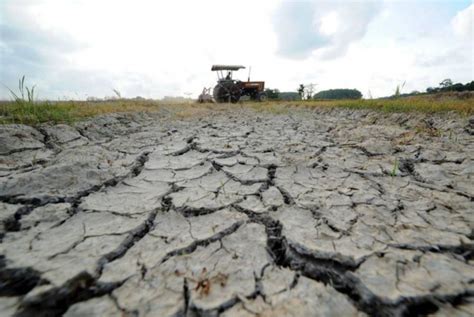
248,66,251,82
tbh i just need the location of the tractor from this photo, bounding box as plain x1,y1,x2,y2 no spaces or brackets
211,65,267,103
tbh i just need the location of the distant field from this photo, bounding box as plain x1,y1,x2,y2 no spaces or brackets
256,94,474,116
1,93,473,125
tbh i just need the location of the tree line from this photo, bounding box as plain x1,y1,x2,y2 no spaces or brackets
263,79,473,101
426,79,474,94
265,87,362,100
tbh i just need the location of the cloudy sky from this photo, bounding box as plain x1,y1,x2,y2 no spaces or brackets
0,0,472,99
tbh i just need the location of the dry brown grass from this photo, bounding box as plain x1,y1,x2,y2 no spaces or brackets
249,94,474,116
171,102,227,119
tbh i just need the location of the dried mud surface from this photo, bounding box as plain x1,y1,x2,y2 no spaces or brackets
0,107,473,316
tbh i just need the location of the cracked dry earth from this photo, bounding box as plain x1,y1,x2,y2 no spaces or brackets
0,107,473,317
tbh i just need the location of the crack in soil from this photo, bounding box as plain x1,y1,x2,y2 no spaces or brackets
14,272,126,317
233,204,473,317
157,220,245,266
1,151,151,233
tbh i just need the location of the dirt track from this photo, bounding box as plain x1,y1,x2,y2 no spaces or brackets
0,106,473,316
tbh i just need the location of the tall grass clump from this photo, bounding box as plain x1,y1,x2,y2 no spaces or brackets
394,81,406,97
6,75,37,106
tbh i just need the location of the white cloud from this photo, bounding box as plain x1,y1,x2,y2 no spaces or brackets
273,1,381,59
0,0,472,100
452,4,473,39
319,12,340,36
0,0,277,99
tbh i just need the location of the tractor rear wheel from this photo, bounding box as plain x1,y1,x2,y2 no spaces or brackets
213,83,241,103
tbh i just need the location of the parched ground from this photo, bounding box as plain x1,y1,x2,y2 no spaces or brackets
0,106,473,317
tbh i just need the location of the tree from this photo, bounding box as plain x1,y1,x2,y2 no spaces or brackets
426,80,474,94
313,89,362,100
439,78,453,88
449,83,464,92
305,83,317,100
297,84,305,99
280,92,301,100
264,88,280,100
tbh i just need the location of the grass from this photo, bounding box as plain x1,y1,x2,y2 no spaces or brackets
0,76,197,124
0,93,472,125
250,94,474,115
0,99,210,125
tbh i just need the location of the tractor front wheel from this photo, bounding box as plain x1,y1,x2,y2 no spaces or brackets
257,92,267,102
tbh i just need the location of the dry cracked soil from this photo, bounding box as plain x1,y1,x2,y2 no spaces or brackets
0,106,473,317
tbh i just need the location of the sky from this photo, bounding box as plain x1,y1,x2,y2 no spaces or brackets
0,0,472,99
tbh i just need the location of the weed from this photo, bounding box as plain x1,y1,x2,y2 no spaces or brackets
31,152,38,167
5,76,36,106
393,131,415,145
415,125,441,137
220,180,226,195
112,89,122,99
390,159,399,177
394,81,406,97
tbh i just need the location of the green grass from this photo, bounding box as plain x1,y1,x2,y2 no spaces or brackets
0,100,175,125
0,101,76,124
0,93,472,125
